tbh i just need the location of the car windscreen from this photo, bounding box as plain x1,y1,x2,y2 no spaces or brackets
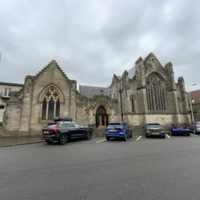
45,124,56,128
107,125,122,129
108,123,121,126
147,124,161,128
172,124,184,128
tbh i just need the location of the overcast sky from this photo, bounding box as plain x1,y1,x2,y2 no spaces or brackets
0,0,199,91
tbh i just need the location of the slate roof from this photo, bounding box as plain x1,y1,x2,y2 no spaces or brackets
127,66,135,78
79,85,109,98
79,66,135,98
189,90,200,104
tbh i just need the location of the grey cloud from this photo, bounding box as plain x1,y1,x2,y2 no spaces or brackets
0,0,200,89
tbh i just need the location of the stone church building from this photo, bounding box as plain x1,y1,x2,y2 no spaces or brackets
2,52,190,135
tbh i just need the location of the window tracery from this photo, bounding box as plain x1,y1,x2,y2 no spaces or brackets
146,74,166,110
41,86,61,120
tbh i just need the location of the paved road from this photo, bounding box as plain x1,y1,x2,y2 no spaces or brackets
0,133,200,200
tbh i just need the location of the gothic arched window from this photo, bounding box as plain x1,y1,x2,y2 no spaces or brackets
130,96,135,112
146,74,166,111
41,86,61,120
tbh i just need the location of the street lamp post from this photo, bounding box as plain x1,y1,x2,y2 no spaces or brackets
188,84,197,123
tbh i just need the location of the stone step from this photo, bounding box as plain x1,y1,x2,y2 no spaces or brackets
92,127,106,137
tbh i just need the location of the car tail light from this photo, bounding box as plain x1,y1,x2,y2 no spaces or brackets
52,125,57,133
146,128,150,131
171,126,174,130
160,128,164,130
120,128,125,132
197,125,200,128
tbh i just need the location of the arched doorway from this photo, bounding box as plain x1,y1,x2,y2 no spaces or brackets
96,106,108,127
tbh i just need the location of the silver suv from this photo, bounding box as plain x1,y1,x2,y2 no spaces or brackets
189,121,200,134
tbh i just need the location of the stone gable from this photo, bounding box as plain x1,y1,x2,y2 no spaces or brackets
2,53,191,136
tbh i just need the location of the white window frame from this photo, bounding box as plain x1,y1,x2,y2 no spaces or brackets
3,88,11,97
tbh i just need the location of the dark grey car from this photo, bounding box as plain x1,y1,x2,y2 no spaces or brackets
189,121,200,134
143,123,165,138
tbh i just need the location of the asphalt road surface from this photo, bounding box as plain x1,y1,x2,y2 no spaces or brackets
0,133,200,200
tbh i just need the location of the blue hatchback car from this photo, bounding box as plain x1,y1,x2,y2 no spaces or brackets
105,122,132,141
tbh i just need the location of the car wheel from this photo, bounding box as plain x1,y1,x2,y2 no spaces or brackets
187,133,190,136
124,134,128,141
45,140,53,144
130,133,132,138
106,137,110,141
85,131,92,140
162,135,165,139
59,134,68,145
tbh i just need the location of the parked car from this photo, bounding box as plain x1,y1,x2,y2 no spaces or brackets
41,116,93,145
143,123,165,138
169,124,190,136
189,121,200,134
105,122,132,141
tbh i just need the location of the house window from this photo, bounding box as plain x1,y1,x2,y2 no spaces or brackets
41,86,61,120
4,88,11,97
146,74,166,110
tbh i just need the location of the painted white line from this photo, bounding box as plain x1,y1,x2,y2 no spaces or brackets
96,139,106,143
191,134,197,137
166,134,170,139
136,136,142,141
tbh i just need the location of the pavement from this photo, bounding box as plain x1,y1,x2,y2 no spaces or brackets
0,130,143,147
0,135,44,147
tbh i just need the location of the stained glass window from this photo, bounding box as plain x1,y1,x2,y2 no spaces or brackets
41,87,61,120
146,74,166,110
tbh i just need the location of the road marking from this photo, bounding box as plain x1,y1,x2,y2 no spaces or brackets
191,134,197,137
96,139,106,143
136,136,142,140
166,134,170,139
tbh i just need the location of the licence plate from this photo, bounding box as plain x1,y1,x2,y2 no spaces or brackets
152,132,159,135
43,131,49,134
110,130,116,132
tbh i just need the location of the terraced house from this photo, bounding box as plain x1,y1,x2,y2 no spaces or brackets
2,52,190,136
